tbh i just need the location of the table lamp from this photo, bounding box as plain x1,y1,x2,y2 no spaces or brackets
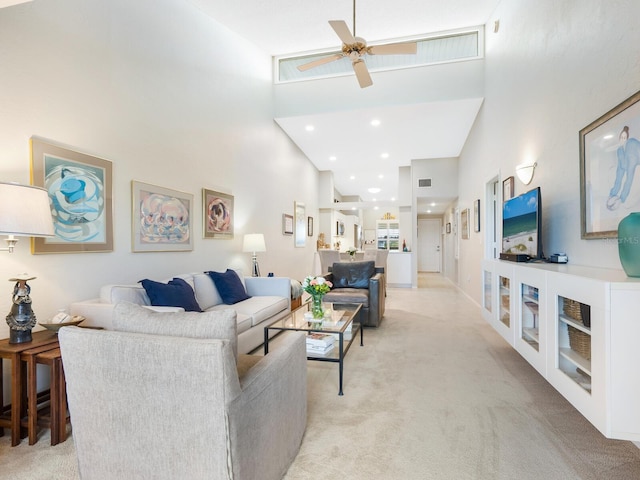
0,182,55,343
243,233,266,277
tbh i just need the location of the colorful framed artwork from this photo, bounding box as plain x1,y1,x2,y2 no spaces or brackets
580,89,640,239
461,208,470,240
503,176,514,201
294,201,306,247
474,199,481,232
307,216,314,236
202,188,233,239
30,137,113,254
283,214,293,235
132,181,193,252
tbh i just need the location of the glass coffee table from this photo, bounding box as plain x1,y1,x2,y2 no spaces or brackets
264,301,363,395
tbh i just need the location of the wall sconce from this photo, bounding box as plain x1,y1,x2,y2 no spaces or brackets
516,162,537,185
0,182,55,343
243,233,266,277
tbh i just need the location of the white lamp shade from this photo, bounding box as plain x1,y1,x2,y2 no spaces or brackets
243,233,266,253
0,182,55,236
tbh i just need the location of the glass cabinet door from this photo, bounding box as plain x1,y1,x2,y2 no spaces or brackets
483,270,492,314
499,276,510,327
557,296,591,393
521,283,539,351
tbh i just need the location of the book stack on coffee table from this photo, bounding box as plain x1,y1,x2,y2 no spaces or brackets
306,333,335,356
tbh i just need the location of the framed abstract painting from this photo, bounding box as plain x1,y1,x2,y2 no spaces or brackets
30,137,113,254
202,188,233,239
131,181,193,252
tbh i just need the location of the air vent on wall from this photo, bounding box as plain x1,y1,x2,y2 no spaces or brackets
418,178,432,188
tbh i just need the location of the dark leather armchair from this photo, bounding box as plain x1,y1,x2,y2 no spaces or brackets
323,260,385,327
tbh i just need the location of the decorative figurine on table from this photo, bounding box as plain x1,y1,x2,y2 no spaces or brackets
6,274,38,344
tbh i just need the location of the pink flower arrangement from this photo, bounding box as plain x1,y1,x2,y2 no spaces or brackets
302,275,333,296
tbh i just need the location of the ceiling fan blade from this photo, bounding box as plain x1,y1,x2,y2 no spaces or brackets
329,20,356,45
352,60,373,88
368,42,418,55
297,53,344,72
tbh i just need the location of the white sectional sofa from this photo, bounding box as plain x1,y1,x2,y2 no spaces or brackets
70,272,291,354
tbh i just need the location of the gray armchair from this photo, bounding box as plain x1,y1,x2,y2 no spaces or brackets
59,304,307,480
323,260,385,327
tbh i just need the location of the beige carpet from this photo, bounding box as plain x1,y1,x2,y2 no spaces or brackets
3,274,640,479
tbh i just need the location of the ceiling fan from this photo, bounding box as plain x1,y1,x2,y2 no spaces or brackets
297,0,418,88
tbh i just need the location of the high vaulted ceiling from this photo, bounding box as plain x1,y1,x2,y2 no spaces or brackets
185,0,500,212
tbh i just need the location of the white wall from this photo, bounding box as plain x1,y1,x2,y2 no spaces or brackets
456,0,640,303
0,0,319,342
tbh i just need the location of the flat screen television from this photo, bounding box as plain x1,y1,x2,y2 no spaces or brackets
502,187,544,261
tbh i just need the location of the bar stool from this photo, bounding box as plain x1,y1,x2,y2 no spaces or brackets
21,344,68,445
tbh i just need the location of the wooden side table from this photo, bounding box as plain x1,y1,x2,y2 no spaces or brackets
21,345,68,445
0,330,58,446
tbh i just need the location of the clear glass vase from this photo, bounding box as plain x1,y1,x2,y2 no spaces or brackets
311,293,325,319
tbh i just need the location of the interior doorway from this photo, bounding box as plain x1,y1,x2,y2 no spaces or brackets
418,218,442,272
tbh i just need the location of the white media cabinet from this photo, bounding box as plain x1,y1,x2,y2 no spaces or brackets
482,259,640,441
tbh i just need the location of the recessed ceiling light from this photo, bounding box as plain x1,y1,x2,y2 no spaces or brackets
372,198,377,202
374,206,379,210
370,119,381,127
427,210,432,213
350,175,355,180
329,155,337,161
431,202,436,207
391,197,396,202
378,174,384,179
351,207,356,210
380,152,389,159
368,187,381,193
305,125,314,132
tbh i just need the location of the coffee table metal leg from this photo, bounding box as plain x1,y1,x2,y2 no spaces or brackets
338,333,344,396
264,328,269,355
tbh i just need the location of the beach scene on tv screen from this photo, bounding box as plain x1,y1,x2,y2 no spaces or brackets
503,189,538,257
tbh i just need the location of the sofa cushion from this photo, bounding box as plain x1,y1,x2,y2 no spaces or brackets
192,273,223,310
206,269,251,305
324,288,370,307
331,261,375,289
139,277,203,312
211,296,288,327
113,302,238,359
100,284,150,305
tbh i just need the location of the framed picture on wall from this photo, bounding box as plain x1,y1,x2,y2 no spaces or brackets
473,199,481,232
132,181,193,252
202,188,233,239
461,208,470,240
30,137,113,254
307,216,313,236
503,176,514,201
283,214,293,235
580,89,640,239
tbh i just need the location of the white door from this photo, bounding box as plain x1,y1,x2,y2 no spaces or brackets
418,218,442,272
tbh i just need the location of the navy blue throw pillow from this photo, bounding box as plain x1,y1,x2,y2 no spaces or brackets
206,269,251,305
139,277,203,312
